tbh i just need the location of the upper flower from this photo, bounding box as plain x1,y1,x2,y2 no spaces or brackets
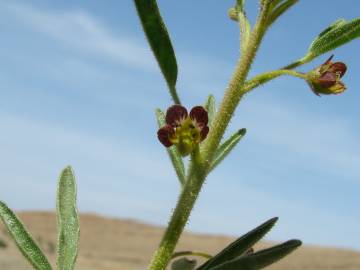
307,55,347,96
157,105,209,156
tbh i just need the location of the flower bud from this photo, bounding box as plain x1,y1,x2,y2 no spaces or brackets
306,55,347,96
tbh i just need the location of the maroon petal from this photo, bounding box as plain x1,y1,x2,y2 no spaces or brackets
190,106,208,127
200,126,209,141
166,105,188,126
157,125,174,147
318,72,337,87
330,62,347,77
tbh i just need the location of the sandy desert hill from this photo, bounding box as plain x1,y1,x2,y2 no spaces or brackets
0,212,359,270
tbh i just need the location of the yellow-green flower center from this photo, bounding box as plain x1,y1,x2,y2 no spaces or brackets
169,117,202,156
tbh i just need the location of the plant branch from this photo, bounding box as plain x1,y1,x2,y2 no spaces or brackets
147,2,274,270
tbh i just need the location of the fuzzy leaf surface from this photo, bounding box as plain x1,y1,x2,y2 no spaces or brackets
56,166,80,270
0,201,52,270
134,0,178,102
209,128,246,172
308,17,360,57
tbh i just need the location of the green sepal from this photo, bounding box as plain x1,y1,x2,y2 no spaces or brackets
267,0,299,26
307,17,360,58
56,166,80,270
156,109,186,186
206,239,301,270
133,0,180,104
197,217,278,270
209,128,246,172
0,201,52,270
172,257,197,270
204,95,216,128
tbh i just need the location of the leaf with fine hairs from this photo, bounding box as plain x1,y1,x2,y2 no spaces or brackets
267,0,299,26
133,0,180,104
0,201,52,270
209,128,246,172
308,17,360,58
56,166,80,270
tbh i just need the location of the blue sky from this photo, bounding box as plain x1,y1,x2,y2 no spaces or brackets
0,0,359,251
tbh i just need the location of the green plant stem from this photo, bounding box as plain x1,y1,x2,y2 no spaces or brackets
242,69,306,94
148,147,204,270
147,2,273,270
201,1,272,165
242,54,314,93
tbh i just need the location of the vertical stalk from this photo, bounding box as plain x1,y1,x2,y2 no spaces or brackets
147,2,273,270
148,147,205,270
201,1,271,164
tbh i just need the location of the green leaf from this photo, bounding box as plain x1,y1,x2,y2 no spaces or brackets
197,217,278,270
134,0,180,104
204,95,216,128
209,129,246,172
207,240,301,270
0,201,52,270
156,109,186,186
172,257,197,270
317,19,346,38
267,0,299,26
245,239,302,268
56,166,80,270
308,17,360,58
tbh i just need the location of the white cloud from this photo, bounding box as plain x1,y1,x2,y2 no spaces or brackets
1,1,156,71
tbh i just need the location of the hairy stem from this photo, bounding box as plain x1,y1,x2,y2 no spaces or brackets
201,1,272,164
242,69,306,94
147,2,273,270
148,147,205,270
242,54,314,93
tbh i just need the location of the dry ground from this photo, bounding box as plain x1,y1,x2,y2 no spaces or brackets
0,212,359,270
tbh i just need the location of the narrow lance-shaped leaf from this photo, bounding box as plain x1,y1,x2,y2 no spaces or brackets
204,95,216,128
267,0,299,26
197,217,278,270
209,128,246,172
56,166,80,270
133,0,180,104
245,239,302,269
308,17,360,58
207,239,301,270
156,109,186,186
0,201,52,270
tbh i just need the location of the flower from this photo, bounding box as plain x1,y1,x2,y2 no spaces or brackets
157,105,209,156
307,55,347,96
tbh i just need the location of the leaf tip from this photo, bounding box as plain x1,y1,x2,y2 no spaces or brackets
238,128,247,136
286,239,302,249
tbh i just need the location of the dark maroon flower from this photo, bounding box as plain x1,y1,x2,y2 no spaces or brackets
157,105,210,156
307,55,347,96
